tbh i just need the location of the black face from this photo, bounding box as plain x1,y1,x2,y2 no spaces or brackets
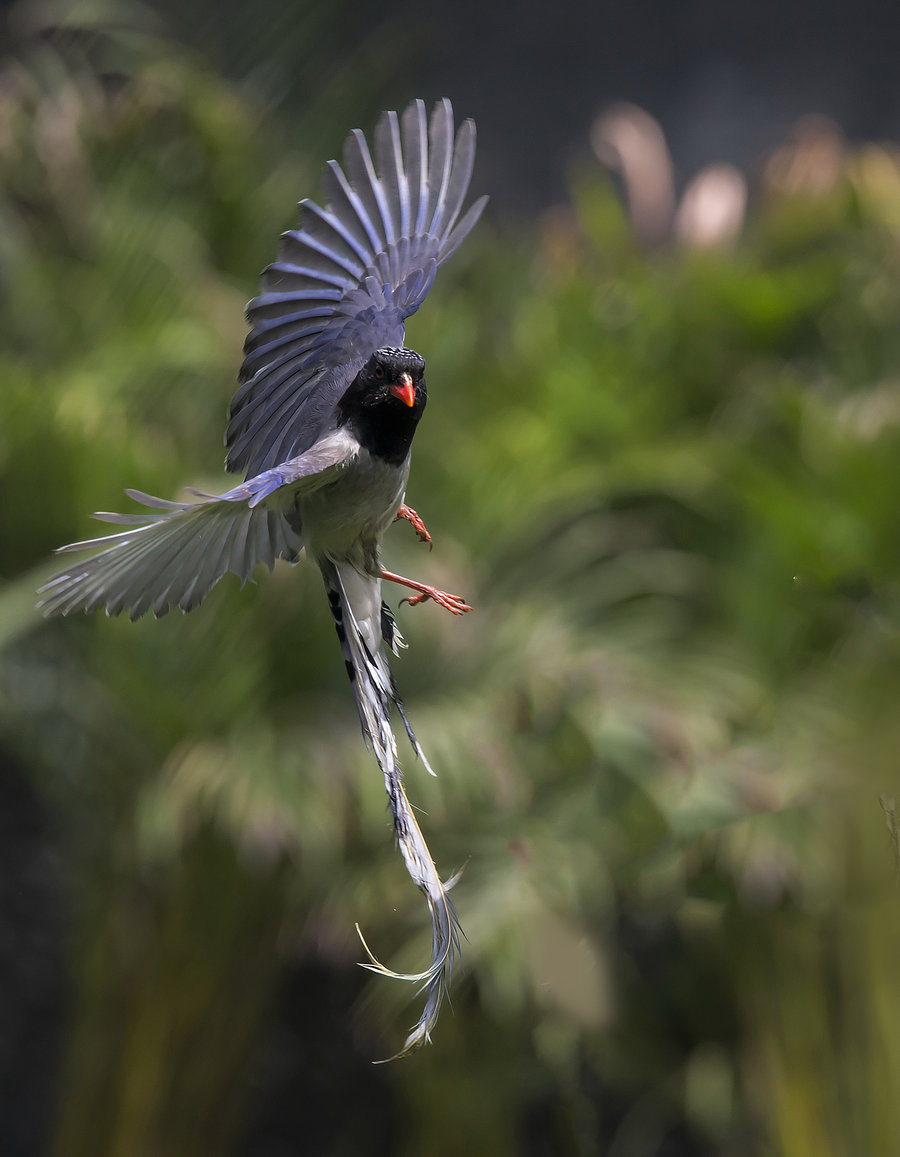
337,347,427,465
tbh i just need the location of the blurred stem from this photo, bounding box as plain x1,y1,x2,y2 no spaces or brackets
52,822,290,1157
742,791,900,1157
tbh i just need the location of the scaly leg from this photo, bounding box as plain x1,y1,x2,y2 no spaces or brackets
381,569,472,615
395,504,433,548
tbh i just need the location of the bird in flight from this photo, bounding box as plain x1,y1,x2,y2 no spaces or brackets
38,98,487,1057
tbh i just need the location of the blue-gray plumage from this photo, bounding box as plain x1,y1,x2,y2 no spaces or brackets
227,98,486,477
38,99,487,1058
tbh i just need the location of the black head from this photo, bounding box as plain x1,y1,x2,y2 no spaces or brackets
337,346,427,465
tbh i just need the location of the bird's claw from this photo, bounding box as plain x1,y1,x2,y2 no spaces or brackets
382,568,472,615
399,588,472,615
396,504,433,549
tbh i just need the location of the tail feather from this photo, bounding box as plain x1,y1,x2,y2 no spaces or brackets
321,559,457,1057
378,600,435,775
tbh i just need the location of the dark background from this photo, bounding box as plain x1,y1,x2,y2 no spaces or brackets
148,0,900,206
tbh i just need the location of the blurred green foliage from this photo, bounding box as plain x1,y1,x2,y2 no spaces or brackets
2,6,900,1156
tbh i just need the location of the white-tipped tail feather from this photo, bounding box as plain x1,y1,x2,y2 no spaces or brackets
322,559,459,1057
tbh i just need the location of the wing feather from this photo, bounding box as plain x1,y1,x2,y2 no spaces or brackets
38,432,357,620
439,118,477,245
441,194,491,260
240,316,332,379
297,199,372,266
343,129,391,249
260,261,349,293
424,98,454,237
278,230,365,279
228,99,487,478
321,159,381,255
376,109,409,239
401,100,429,235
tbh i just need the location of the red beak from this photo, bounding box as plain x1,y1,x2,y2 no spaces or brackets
391,373,415,408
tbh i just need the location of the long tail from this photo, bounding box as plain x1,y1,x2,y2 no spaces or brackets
320,558,461,1058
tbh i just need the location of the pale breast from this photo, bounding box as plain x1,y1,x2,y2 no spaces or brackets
298,449,410,571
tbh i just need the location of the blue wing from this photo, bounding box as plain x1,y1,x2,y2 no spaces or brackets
225,98,488,478
37,430,358,620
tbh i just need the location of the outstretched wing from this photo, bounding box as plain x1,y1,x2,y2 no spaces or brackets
226,98,488,479
38,430,358,620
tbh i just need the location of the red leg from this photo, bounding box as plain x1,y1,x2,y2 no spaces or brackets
381,569,472,615
395,504,433,548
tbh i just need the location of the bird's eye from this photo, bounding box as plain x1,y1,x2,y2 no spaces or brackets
374,365,385,379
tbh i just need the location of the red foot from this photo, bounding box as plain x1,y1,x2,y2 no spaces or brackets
395,504,432,549
381,569,472,615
